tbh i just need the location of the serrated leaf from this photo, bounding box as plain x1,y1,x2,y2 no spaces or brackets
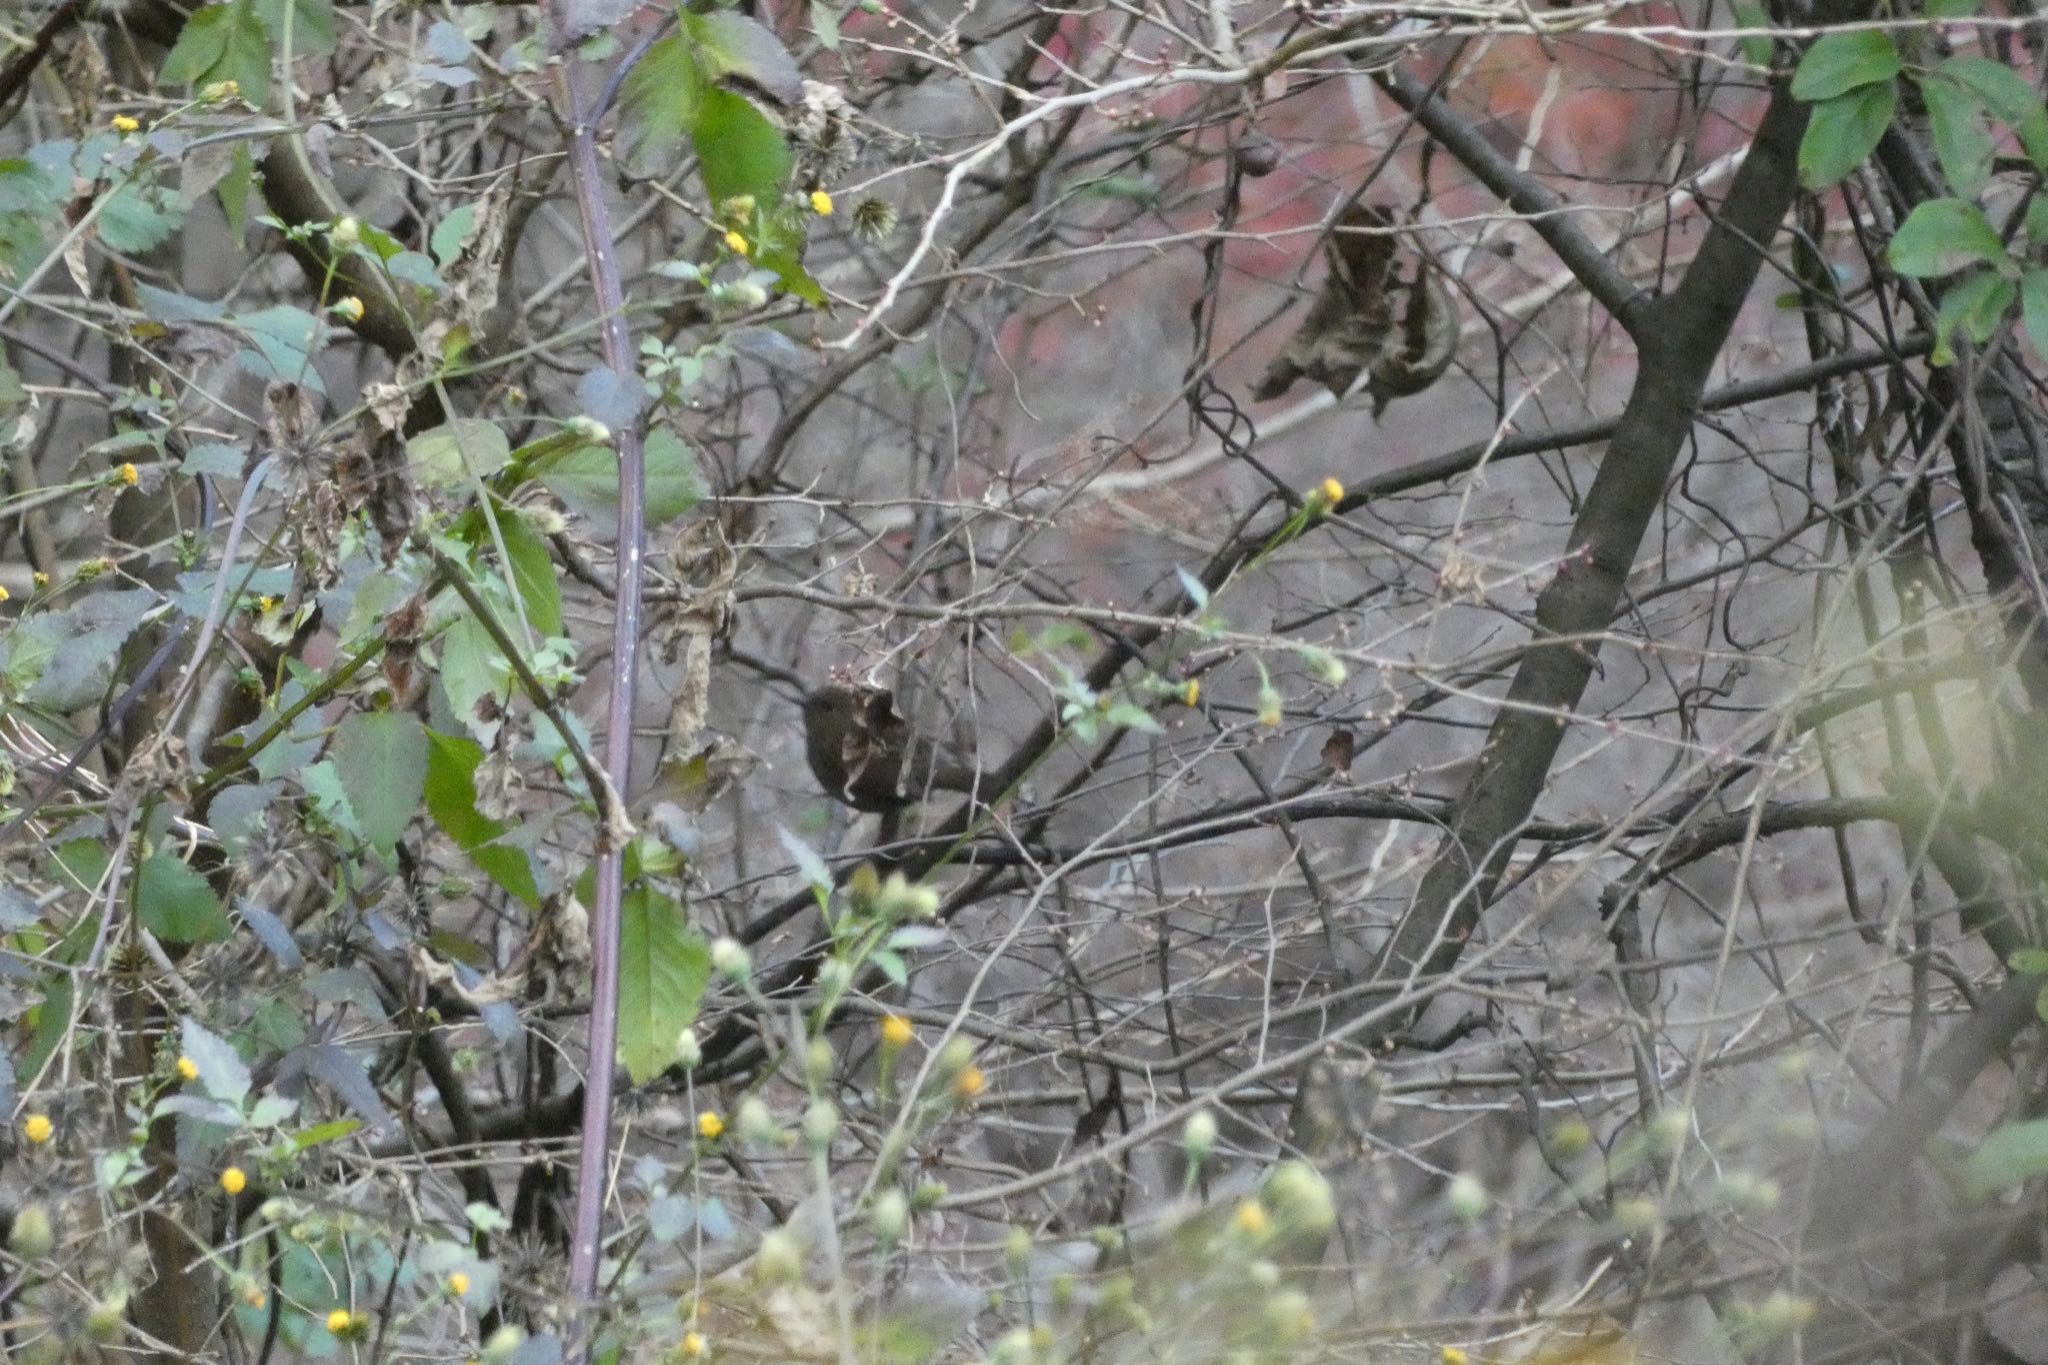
1922,75,1994,197
424,730,543,906
1790,30,1901,101
500,511,562,637
531,426,704,529
619,36,706,166
684,11,803,105
251,0,335,56
692,88,793,206
159,0,273,103
408,418,510,487
180,1015,253,1103
140,855,233,944
1890,198,2010,277
617,889,710,1085
1798,82,1897,189
331,711,428,857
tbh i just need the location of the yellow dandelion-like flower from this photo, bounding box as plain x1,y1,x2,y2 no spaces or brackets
1181,678,1200,707
1234,1199,1269,1236
22,1113,53,1144
332,296,365,324
1441,1349,1469,1365
0,585,11,604
177,1055,199,1081
954,1065,987,1099
325,1307,366,1338
681,1330,708,1358
111,114,140,133
809,188,834,217
448,1271,470,1297
880,1015,914,1047
257,595,279,613
1320,477,1345,506
220,1166,247,1195
697,1111,725,1140
723,230,749,256
118,462,139,486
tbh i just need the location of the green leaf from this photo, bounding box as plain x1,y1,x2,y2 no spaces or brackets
431,203,478,270
423,731,543,906
1927,0,1982,14
251,0,335,56
531,426,705,529
1958,1117,2048,1199
1939,56,2048,168
2010,945,2048,974
1790,30,1901,101
1799,82,1897,188
1730,0,1773,67
617,889,710,1085
99,176,187,255
159,0,273,103
1921,75,1995,197
218,144,255,248
2021,268,2048,359
288,1118,363,1153
330,711,428,857
408,418,510,488
692,88,793,206
138,854,233,943
811,0,841,51
179,1015,253,1103
436,610,513,742
1931,269,2015,363
755,243,827,307
500,511,563,637
1889,198,2011,276
620,35,705,166
683,11,802,105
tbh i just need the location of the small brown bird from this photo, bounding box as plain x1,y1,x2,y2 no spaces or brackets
801,684,982,811
1252,202,1459,415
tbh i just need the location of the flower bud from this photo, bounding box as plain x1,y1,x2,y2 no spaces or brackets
1263,1160,1335,1237
753,1228,804,1285
675,1028,702,1070
709,937,751,980
1182,1110,1218,1166
8,1202,54,1259
1445,1172,1488,1223
871,1188,909,1246
735,1097,780,1146
801,1099,838,1150
805,1038,835,1087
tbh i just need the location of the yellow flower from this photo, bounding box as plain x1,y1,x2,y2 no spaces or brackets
723,230,749,256
220,1166,247,1195
118,462,139,486
258,595,279,613
22,1113,53,1143
681,1331,708,1358
326,1307,366,1339
0,585,10,604
1441,1349,1469,1365
1320,476,1345,506
177,1055,199,1081
31,571,47,587
954,1065,987,1099
697,1111,725,1140
111,114,140,133
809,188,834,217
1181,678,1200,707
333,296,365,323
448,1271,470,1297
1234,1199,1269,1236
880,1015,914,1048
